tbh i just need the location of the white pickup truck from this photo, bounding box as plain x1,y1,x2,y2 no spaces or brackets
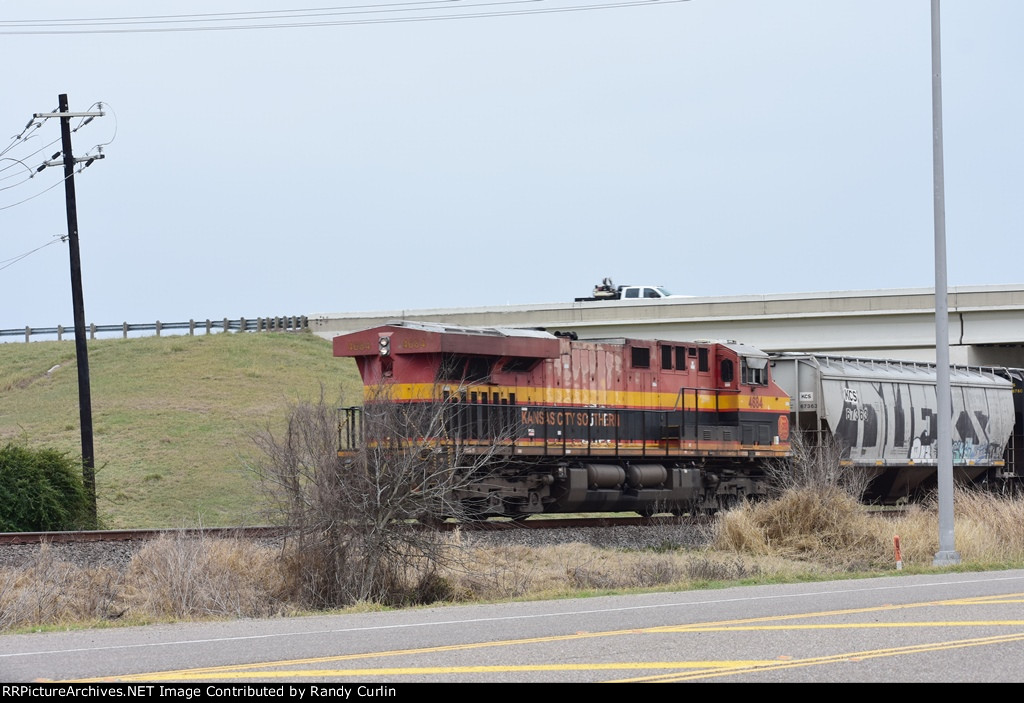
575,278,686,302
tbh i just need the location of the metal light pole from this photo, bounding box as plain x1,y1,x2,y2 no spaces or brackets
930,0,960,566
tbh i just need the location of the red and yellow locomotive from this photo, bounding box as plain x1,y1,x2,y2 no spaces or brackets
334,321,791,517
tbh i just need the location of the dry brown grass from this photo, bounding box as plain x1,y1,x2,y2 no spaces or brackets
0,544,124,631
121,533,294,620
879,487,1024,565
715,486,881,569
2,488,1023,633
0,534,297,631
715,485,1024,571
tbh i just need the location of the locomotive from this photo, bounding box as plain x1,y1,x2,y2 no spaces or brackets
333,321,1021,518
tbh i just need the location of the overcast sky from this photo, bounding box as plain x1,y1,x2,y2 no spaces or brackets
1,0,1021,330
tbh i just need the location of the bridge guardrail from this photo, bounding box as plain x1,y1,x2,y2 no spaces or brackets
0,316,309,343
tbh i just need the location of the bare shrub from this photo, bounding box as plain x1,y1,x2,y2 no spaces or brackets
765,431,871,502
249,386,516,608
122,532,288,620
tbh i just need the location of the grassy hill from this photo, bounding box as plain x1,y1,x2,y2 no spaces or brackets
0,331,363,529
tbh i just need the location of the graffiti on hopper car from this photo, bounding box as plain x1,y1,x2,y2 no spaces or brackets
953,440,1005,465
829,379,1012,465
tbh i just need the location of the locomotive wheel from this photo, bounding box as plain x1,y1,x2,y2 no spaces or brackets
459,499,492,522
417,513,447,529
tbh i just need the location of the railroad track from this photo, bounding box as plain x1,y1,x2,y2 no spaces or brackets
0,515,696,546
0,525,288,546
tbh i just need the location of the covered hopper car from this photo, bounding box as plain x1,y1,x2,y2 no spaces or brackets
333,321,1021,518
769,353,1021,503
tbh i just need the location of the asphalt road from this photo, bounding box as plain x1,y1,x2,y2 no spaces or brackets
3,569,1024,684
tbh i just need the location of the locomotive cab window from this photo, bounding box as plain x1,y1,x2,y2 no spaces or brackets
631,346,650,368
720,358,734,384
741,356,768,385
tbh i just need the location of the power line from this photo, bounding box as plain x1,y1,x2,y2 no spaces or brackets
0,140,63,182
0,0,464,26
0,147,105,210
0,173,70,211
0,0,681,34
0,157,42,186
0,236,64,273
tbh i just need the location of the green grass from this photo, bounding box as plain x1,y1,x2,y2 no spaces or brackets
0,332,363,529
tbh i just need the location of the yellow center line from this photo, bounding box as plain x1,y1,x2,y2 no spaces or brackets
68,593,1024,683
119,662,778,681
614,632,1024,682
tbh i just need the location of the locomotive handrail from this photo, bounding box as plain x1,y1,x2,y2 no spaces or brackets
670,386,740,454
337,406,363,453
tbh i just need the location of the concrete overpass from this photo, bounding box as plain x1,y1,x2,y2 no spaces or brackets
310,284,1024,369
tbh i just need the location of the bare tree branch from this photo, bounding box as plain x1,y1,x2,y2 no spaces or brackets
247,383,516,607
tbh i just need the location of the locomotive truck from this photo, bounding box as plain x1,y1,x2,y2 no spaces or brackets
333,321,1020,518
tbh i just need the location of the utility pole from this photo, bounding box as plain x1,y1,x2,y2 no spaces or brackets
60,93,97,524
35,94,105,525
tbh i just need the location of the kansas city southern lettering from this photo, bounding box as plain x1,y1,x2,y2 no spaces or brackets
520,409,620,427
